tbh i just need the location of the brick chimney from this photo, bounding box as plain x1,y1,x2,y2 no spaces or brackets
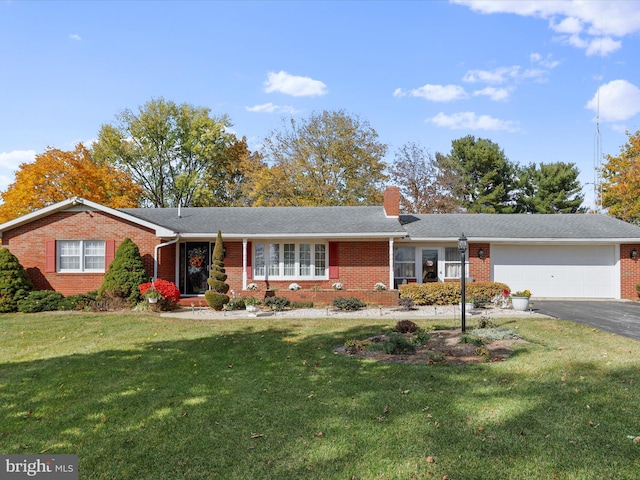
383,186,400,217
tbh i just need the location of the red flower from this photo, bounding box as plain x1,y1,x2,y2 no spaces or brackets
139,279,181,302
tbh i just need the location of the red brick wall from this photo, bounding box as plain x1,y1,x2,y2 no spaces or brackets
468,243,490,282
220,240,391,294
2,210,164,296
620,244,640,300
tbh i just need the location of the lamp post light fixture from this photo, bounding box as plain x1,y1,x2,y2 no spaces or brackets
458,233,468,333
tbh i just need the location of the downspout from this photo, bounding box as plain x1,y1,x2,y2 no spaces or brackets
154,234,181,281
389,238,394,290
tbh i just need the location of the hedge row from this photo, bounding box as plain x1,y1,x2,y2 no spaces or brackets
399,281,510,306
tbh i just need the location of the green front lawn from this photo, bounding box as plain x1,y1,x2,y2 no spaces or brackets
1,313,639,479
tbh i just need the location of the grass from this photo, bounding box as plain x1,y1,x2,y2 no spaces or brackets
1,312,640,479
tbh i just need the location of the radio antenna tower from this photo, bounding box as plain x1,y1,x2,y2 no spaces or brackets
594,89,602,213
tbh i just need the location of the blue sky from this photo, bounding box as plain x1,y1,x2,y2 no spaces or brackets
1,0,640,209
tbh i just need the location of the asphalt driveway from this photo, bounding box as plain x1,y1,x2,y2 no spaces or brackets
533,300,640,341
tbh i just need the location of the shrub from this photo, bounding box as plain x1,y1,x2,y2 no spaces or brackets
18,290,64,313
459,334,484,346
397,297,414,311
344,339,371,354
263,296,290,311
383,334,416,354
290,301,314,308
332,296,366,311
412,331,431,346
139,279,181,310
58,292,99,311
472,294,491,308
98,238,148,305
400,281,511,306
0,248,33,312
394,319,419,334
205,230,230,310
225,297,245,310
476,316,496,329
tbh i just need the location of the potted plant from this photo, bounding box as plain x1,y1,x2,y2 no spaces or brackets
244,296,261,313
511,290,531,311
145,288,163,304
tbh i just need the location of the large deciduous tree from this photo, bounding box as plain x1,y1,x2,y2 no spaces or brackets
0,144,141,223
389,142,462,213
246,110,388,206
194,136,264,207
92,98,233,208
516,162,585,213
438,135,516,213
602,130,640,224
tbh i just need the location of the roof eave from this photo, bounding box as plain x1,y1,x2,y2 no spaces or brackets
0,197,176,238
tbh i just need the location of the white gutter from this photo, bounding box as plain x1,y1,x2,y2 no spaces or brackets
154,235,181,280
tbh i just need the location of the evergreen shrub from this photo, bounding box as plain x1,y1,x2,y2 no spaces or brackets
263,296,290,311
332,296,366,311
18,290,64,313
98,238,148,305
0,248,33,312
204,231,230,310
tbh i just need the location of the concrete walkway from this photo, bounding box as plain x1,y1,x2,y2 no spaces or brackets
161,304,550,321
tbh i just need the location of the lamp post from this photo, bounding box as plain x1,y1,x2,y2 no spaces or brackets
458,233,468,332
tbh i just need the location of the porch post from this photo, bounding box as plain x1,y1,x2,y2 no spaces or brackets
389,238,394,290
242,238,248,290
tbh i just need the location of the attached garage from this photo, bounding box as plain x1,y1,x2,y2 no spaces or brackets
491,244,618,299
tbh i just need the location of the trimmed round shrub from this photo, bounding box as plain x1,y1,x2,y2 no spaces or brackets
394,319,419,334
332,296,366,311
263,295,290,311
0,248,33,312
18,290,64,313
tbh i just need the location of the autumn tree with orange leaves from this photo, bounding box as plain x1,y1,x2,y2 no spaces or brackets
601,130,640,225
0,143,142,223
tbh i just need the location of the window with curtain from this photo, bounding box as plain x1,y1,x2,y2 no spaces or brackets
58,240,105,272
253,242,328,279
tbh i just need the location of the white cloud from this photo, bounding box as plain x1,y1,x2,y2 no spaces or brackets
245,103,299,114
463,63,552,85
393,84,468,102
452,0,640,55
264,71,327,97
473,87,511,101
586,79,640,122
530,52,560,69
69,34,81,41
0,150,35,169
430,111,519,132
585,36,622,56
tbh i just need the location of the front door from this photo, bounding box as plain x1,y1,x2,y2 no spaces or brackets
422,249,438,282
184,242,211,295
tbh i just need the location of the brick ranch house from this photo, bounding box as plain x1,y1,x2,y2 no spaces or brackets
1,186,640,306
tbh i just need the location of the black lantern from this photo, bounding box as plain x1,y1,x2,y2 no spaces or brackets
631,248,638,260
478,248,485,259
458,233,468,332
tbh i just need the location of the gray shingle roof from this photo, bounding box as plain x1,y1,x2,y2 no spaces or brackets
400,214,640,240
119,206,407,237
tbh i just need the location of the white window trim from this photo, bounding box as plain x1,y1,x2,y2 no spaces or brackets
253,241,329,280
57,240,106,273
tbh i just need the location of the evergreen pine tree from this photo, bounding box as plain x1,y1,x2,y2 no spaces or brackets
98,238,149,304
0,248,33,312
205,230,230,310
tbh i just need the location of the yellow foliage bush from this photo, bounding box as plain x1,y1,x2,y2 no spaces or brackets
399,281,510,306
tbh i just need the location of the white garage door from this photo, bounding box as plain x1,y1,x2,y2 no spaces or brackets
491,245,617,299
